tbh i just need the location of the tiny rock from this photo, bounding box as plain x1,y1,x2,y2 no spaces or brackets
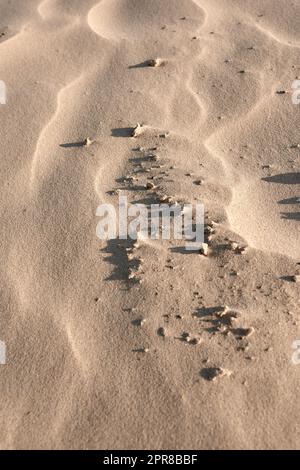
241,327,255,338
230,241,239,251
157,327,166,337
148,154,160,161
188,337,201,345
148,58,164,67
131,123,144,138
159,194,174,204
199,243,209,256
146,182,156,190
205,367,232,381
84,137,94,147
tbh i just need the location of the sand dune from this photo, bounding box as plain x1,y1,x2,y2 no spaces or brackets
0,0,299,450
88,0,205,41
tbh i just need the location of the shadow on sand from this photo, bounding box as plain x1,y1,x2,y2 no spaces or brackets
262,173,300,222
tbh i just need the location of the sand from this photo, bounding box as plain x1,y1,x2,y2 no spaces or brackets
0,0,299,450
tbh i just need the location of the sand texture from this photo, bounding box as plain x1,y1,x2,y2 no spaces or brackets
0,0,299,450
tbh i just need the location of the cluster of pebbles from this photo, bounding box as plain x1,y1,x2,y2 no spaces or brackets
104,60,267,381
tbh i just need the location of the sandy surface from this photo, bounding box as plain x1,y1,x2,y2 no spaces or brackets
0,0,299,450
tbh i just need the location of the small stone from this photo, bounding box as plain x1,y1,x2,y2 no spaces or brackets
217,307,239,326
133,347,149,353
157,327,166,337
210,220,219,227
199,243,209,256
205,225,215,235
84,137,94,147
146,182,156,190
216,306,230,317
230,241,239,251
188,337,201,345
292,275,300,283
131,123,144,138
148,154,160,161
133,318,146,326
229,241,247,254
148,58,164,67
203,367,232,381
230,270,239,276
108,189,121,196
124,175,137,183
159,194,174,204
240,327,255,338
181,332,190,342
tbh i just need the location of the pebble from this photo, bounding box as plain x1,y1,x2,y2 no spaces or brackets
206,367,232,381
146,182,156,190
84,137,94,147
157,327,166,337
199,243,209,256
148,58,164,67
240,327,255,338
131,123,143,138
